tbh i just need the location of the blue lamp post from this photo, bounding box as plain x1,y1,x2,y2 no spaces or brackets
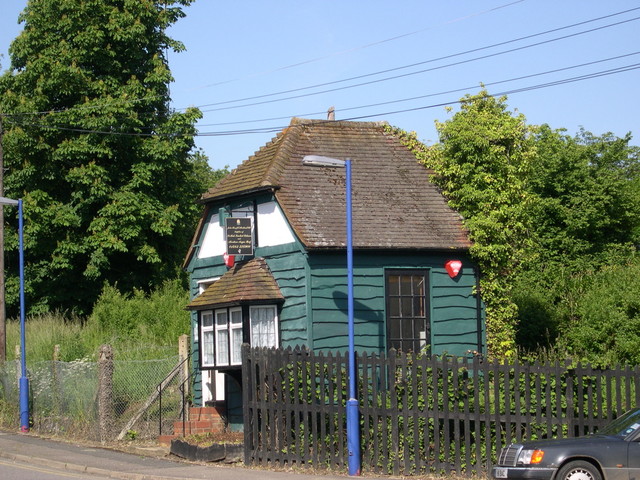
0,196,28,432
302,155,360,476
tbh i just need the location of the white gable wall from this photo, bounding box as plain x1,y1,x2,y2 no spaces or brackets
197,201,295,259
197,213,226,259
257,201,296,247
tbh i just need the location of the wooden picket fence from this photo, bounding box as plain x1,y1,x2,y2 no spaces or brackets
241,345,640,476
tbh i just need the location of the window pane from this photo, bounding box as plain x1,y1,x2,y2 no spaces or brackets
231,327,243,364
202,312,213,328
414,295,425,317
230,309,242,325
388,275,400,295
389,297,400,317
413,276,425,296
402,318,414,338
216,311,227,326
401,297,412,316
251,306,277,348
389,320,401,342
203,331,214,365
217,329,229,365
400,276,412,295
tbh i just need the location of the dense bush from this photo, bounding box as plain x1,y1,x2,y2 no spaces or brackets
88,278,190,345
6,278,190,362
557,257,640,367
513,252,640,367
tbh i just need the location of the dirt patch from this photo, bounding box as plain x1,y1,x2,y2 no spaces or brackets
182,431,243,447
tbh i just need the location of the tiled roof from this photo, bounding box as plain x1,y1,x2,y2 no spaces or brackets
187,257,284,310
201,118,471,251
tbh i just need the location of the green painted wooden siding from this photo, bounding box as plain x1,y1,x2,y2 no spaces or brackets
188,248,484,359
307,252,483,357
256,246,308,348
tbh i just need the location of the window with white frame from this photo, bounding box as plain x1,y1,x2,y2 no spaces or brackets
214,307,243,366
230,309,243,363
250,305,278,348
200,304,279,368
197,277,219,294
215,310,229,365
201,311,215,367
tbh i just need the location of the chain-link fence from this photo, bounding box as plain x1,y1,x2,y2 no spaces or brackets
0,350,189,442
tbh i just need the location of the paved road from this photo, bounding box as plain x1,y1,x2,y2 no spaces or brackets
0,430,349,480
0,455,100,479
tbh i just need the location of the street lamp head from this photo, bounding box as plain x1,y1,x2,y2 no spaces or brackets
302,155,346,168
0,196,19,206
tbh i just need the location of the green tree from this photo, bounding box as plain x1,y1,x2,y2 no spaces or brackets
0,0,203,315
527,126,640,266
191,148,230,192
513,127,640,354
424,90,537,358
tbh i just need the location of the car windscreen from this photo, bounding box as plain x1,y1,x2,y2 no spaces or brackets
598,408,640,437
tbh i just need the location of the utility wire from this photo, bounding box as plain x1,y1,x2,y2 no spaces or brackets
196,15,640,114
1,0,527,118
196,51,640,127
5,61,638,137
189,0,527,90
339,63,640,123
193,6,640,110
3,6,638,119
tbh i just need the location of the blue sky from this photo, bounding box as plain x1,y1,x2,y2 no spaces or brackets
1,1,638,170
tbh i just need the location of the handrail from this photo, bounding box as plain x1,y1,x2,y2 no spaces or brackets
178,369,197,437
158,353,193,436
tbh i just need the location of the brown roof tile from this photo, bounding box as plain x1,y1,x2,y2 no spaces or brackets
200,118,471,251
187,257,284,310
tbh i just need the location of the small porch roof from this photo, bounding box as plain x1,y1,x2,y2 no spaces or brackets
187,257,284,311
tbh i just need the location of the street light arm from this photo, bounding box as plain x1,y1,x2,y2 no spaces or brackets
0,196,19,206
301,155,346,168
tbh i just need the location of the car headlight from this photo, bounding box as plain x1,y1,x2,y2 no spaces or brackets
518,449,545,465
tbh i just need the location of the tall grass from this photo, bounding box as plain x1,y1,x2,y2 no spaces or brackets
6,279,191,362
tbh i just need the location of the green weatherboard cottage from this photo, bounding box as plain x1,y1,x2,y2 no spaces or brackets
183,118,485,430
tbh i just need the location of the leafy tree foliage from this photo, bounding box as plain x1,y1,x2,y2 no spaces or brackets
554,255,640,367
422,90,537,358
514,127,640,355
526,126,640,266
0,0,209,315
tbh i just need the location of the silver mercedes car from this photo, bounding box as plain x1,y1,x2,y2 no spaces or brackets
492,408,640,480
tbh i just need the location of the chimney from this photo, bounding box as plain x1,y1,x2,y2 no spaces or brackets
327,106,335,121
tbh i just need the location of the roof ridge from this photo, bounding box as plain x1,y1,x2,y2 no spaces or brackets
290,117,389,129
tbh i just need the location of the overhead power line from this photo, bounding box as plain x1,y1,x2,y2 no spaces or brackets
195,51,640,128
189,0,527,90
196,14,640,114
4,6,638,120
5,61,637,138
0,0,527,118
340,63,640,124
193,6,640,111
